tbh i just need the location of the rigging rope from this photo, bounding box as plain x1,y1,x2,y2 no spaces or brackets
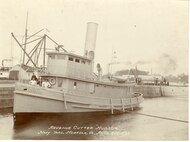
125,110,188,123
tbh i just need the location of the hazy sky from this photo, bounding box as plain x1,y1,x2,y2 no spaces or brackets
0,0,188,76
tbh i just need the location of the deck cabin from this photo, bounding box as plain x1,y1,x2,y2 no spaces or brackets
47,52,93,80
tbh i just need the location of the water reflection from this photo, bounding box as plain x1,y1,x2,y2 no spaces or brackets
12,111,138,140
0,108,14,140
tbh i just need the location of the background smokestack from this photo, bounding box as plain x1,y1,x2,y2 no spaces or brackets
84,22,98,60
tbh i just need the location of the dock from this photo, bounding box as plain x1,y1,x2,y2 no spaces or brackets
0,80,15,109
134,85,187,97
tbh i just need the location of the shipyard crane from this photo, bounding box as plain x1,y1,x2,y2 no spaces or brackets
11,13,67,73
11,30,67,72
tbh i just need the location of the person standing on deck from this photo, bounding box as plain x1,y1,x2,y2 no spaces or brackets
31,73,37,81
30,73,38,85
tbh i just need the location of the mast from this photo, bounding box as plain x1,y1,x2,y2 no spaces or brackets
22,12,28,65
11,35,13,67
135,65,138,79
43,35,46,68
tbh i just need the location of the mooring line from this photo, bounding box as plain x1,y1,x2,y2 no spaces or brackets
125,110,188,123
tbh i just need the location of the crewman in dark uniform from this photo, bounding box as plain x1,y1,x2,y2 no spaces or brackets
31,73,37,81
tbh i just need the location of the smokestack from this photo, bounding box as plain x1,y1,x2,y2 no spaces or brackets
84,22,98,60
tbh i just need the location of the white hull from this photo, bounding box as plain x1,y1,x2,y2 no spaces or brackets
13,83,144,114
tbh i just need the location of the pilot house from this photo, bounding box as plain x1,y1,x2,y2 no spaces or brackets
47,52,93,79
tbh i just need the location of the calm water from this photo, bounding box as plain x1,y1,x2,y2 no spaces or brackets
0,88,188,140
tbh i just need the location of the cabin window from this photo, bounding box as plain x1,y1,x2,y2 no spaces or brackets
58,78,63,87
73,81,77,89
81,60,86,64
69,57,74,61
90,83,95,94
57,55,66,60
75,59,80,63
49,55,55,59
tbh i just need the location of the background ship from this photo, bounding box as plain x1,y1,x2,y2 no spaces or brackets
106,62,187,98
0,59,12,79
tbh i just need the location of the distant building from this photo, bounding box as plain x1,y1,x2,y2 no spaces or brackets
9,64,35,82
0,66,11,79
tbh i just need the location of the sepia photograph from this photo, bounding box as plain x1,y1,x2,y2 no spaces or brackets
0,0,188,140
